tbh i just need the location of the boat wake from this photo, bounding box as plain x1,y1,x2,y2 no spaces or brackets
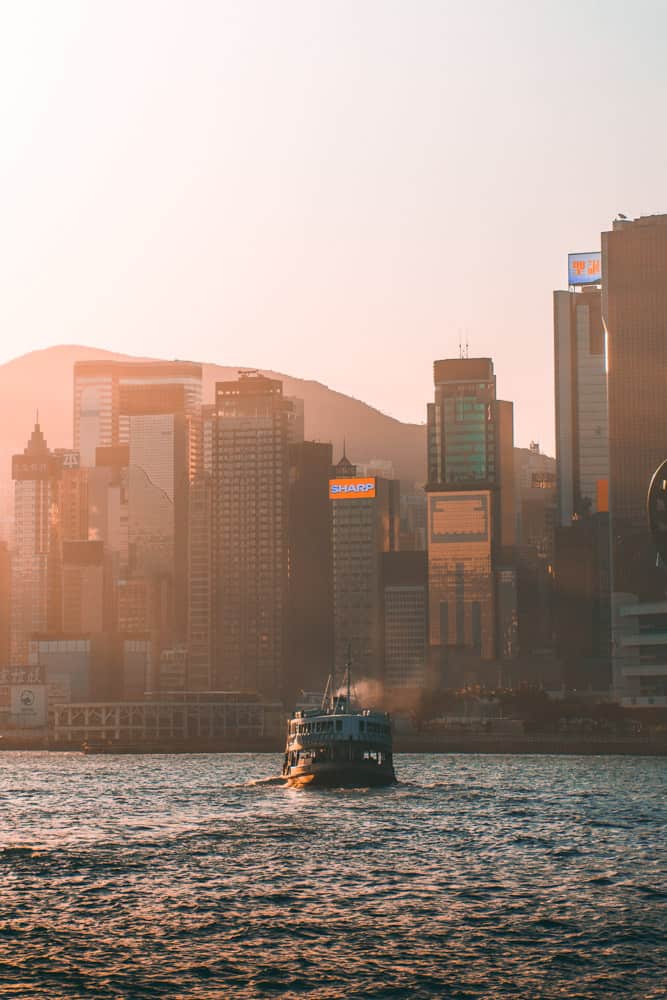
246,776,287,788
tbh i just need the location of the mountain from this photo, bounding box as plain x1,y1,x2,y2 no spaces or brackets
0,345,427,485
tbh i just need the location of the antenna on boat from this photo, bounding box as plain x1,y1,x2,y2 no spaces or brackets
346,641,352,710
321,674,333,712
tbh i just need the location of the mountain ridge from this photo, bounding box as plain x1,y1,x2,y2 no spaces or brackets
0,345,427,484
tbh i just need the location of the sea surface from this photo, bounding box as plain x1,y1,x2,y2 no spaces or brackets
1,753,666,999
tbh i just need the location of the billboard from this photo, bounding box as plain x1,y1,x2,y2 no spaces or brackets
427,491,494,654
9,685,47,728
568,251,601,286
57,450,81,470
429,493,489,543
329,477,376,500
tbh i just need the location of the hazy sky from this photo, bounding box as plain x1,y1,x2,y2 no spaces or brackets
1,1,666,451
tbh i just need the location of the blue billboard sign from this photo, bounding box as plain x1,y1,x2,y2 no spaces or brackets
568,251,601,286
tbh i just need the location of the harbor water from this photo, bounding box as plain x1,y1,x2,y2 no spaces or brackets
1,752,666,998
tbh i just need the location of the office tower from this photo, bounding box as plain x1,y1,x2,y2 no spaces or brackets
601,215,667,703
0,542,10,667
602,214,667,597
330,455,400,681
123,383,190,645
425,358,516,681
185,405,217,691
286,441,333,703
513,444,557,658
515,444,557,555
554,516,611,690
62,540,105,633
54,450,89,542
213,373,291,698
10,423,63,662
554,282,608,526
285,396,305,445
73,360,202,473
87,445,130,577
552,253,611,687
187,472,214,690
400,493,427,551
201,404,215,475
382,551,428,690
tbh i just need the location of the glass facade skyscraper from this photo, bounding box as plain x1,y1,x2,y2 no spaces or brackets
73,360,202,476
426,358,516,678
427,358,497,489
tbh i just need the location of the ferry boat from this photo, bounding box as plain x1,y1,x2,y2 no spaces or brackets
282,670,396,788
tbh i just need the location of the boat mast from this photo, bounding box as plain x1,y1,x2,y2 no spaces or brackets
346,641,351,711
321,674,333,712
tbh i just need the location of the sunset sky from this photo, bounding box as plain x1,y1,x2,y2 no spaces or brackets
1,1,666,450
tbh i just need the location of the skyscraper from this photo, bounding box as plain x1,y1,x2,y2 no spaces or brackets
382,551,428,690
425,358,516,681
553,255,610,688
61,540,106,634
602,214,667,597
601,214,667,703
187,471,214,691
213,373,291,698
10,423,63,662
54,450,89,542
123,383,191,646
330,455,400,681
286,441,333,703
73,360,202,474
554,283,608,525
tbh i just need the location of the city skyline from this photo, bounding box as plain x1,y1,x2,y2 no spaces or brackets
3,2,667,452
3,7,667,997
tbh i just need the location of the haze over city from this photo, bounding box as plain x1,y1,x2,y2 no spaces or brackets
3,1,667,449
2,4,667,999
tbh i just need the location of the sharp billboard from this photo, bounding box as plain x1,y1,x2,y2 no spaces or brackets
329,477,376,500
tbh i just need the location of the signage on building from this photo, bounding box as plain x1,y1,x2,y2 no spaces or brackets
329,477,376,500
429,493,489,543
9,684,47,728
531,472,556,489
568,251,601,286
11,455,61,481
0,665,45,685
59,450,81,470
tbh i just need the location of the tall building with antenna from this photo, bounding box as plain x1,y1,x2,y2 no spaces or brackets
425,357,516,683
10,421,63,662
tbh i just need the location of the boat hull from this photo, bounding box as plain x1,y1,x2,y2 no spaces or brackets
285,760,396,788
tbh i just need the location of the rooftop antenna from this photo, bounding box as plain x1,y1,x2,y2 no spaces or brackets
458,330,463,359
465,330,470,359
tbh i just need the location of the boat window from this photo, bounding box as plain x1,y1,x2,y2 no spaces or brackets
335,720,342,732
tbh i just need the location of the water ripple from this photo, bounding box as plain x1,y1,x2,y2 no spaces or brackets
0,752,665,998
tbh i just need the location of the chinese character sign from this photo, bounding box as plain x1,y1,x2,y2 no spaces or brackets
568,251,602,286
